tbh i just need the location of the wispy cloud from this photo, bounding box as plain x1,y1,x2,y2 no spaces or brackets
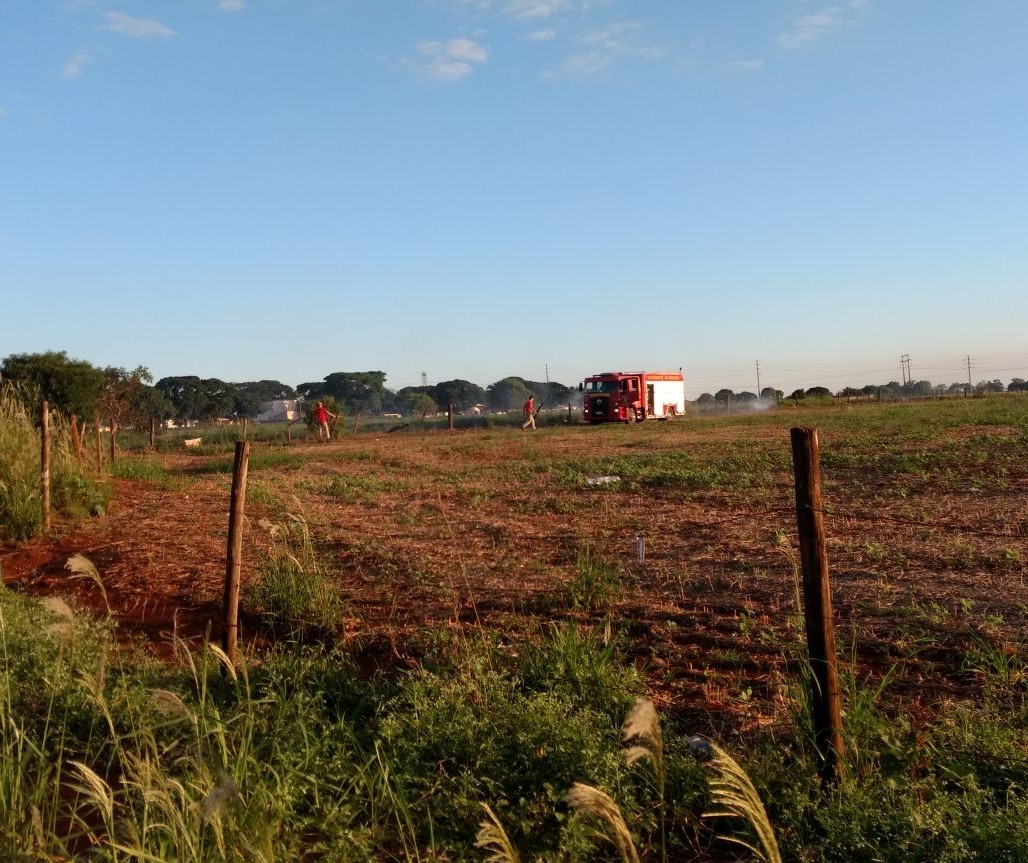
413,37,489,82
218,0,246,10
719,58,764,73
545,20,664,78
62,52,91,78
506,0,581,21
527,27,557,42
101,12,175,38
778,2,865,49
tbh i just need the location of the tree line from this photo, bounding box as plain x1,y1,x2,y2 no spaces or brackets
0,352,574,425
698,378,1028,406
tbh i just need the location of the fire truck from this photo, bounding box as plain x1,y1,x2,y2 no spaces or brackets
580,371,686,424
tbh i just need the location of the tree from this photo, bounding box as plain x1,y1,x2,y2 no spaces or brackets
805,386,832,398
0,351,105,418
97,366,153,429
155,376,236,422
302,372,389,415
487,377,532,412
759,387,782,402
1008,378,1028,393
396,390,439,416
430,379,487,412
696,392,715,407
714,388,734,406
788,389,806,401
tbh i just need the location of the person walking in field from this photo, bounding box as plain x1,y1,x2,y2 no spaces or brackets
521,395,536,431
314,401,337,441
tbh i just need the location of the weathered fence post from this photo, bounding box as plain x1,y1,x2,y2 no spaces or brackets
568,401,572,423
421,408,429,431
41,401,51,532
70,412,83,466
94,414,103,471
149,417,156,450
108,416,116,464
448,403,454,432
790,427,845,784
222,440,250,665
241,417,248,441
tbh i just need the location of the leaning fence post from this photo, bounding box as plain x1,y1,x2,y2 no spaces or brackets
41,401,51,532
222,441,250,665
108,416,117,464
790,426,845,784
448,403,454,432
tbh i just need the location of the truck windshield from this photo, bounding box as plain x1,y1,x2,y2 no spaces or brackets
585,381,618,393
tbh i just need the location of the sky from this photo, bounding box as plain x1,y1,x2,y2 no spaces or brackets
2,1,1027,399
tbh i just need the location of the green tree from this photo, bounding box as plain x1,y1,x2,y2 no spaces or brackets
301,372,389,415
431,379,487,412
805,386,832,398
97,366,153,430
714,388,735,406
487,377,532,412
396,387,439,416
0,351,105,418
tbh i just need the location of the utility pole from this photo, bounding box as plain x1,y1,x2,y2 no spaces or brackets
966,355,973,392
421,371,427,387
900,354,911,387
545,363,549,383
756,360,761,397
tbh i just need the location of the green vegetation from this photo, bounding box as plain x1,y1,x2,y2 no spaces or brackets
0,384,108,539
5,583,1028,861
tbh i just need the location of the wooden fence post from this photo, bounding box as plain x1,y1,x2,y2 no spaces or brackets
109,416,117,464
790,427,845,784
241,417,248,441
351,410,361,436
95,414,103,472
149,417,156,450
41,401,51,533
448,403,454,432
222,440,250,665
70,412,83,466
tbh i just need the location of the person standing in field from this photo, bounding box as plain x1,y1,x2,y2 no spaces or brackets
521,395,536,431
314,401,337,441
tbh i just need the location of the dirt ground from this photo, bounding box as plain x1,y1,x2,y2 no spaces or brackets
3,412,1027,737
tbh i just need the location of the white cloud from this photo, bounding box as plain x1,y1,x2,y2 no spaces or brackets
527,28,557,41
414,37,489,81
101,11,175,38
778,2,865,49
720,58,765,73
544,20,664,78
543,50,610,78
219,0,245,10
506,0,572,20
62,52,91,78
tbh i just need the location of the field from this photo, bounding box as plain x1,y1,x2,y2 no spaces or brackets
2,399,1028,863
5,397,1027,735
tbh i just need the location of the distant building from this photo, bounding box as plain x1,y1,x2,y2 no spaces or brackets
257,399,300,422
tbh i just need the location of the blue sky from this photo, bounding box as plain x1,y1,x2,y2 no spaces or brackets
2,1,1026,397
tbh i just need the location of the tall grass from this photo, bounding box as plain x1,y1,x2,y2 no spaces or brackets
0,384,107,539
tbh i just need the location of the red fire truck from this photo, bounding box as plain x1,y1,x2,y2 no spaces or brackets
580,371,686,424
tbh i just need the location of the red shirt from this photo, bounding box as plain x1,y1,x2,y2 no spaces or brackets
315,405,329,423
524,398,534,414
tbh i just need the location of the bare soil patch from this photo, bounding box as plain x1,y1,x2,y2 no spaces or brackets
3,411,1027,736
